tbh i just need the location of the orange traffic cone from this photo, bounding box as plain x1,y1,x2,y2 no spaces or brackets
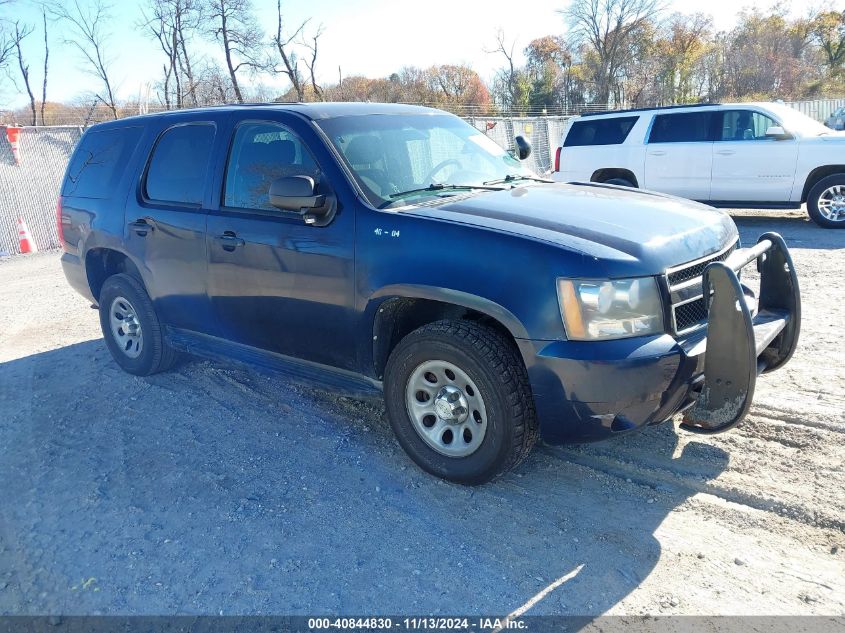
6,127,22,165
17,217,37,254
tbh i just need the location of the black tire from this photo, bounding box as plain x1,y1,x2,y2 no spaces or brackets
807,174,845,228
603,177,635,187
384,320,538,485
98,273,176,376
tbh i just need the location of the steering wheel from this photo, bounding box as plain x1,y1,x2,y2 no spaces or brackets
423,159,462,184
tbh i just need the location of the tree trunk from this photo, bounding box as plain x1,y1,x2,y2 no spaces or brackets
41,10,48,125
220,11,243,103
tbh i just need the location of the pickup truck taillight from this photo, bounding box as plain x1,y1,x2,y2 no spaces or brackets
554,146,561,172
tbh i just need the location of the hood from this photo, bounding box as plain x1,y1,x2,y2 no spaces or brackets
409,182,738,277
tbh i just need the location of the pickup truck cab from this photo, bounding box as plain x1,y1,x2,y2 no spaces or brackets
59,103,801,484
552,102,845,228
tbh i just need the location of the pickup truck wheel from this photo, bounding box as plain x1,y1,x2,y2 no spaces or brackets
98,273,176,376
807,174,845,228
384,320,538,485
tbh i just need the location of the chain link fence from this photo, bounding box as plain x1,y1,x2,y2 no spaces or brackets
0,126,83,256
465,116,572,175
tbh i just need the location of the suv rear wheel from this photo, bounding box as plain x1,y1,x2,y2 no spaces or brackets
807,174,845,228
98,273,176,376
384,320,538,484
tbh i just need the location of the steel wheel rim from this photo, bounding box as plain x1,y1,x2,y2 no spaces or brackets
817,184,845,222
405,359,488,458
109,296,143,359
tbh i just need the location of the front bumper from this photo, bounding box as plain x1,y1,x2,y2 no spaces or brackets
522,232,801,443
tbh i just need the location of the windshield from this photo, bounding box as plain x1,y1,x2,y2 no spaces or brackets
316,114,537,208
765,103,832,137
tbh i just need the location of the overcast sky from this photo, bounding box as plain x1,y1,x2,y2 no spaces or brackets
0,0,823,109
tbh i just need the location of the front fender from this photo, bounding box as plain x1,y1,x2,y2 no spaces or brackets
359,285,532,380
369,284,530,339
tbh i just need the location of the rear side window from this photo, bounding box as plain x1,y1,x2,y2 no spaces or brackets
648,112,713,143
145,123,215,206
62,126,143,199
563,116,639,147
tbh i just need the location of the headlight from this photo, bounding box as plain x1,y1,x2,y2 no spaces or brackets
557,277,664,341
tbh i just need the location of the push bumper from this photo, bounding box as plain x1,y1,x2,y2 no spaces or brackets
523,232,801,443
679,232,800,433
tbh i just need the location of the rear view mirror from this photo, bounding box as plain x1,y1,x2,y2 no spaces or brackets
269,175,323,211
765,126,792,140
514,135,532,160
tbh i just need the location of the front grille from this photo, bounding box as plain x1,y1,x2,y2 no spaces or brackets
674,298,708,332
667,243,737,286
666,240,738,334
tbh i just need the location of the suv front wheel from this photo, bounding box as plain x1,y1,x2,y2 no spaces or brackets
384,320,538,484
98,273,177,376
807,174,845,228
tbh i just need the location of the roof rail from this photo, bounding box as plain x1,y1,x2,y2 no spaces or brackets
579,103,722,117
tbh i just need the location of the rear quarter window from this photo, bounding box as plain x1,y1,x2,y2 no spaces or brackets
62,126,143,199
144,123,216,206
563,116,639,147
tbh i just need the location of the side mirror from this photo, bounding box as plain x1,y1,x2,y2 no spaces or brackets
269,175,324,211
515,135,532,160
765,126,792,140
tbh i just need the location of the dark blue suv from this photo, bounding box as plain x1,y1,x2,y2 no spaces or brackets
59,103,801,484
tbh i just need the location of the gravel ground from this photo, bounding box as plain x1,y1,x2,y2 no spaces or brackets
0,209,843,616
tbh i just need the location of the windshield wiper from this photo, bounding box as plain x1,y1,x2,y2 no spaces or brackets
483,174,554,186
388,183,506,200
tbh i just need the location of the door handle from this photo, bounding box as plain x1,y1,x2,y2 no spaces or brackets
716,149,736,156
215,231,245,251
128,219,154,237
649,150,667,156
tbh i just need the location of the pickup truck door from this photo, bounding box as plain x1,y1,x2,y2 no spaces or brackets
643,111,714,201
205,116,357,370
709,109,799,202
123,119,221,335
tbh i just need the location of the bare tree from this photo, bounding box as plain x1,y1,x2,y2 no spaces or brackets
267,0,306,101
205,0,262,103
562,0,665,106
142,0,204,108
174,57,238,105
11,21,37,125
175,1,203,105
142,1,179,108
301,24,324,101
488,30,530,113
40,8,49,125
0,0,15,74
47,0,119,118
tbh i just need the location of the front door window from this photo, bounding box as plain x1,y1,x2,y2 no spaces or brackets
223,121,322,211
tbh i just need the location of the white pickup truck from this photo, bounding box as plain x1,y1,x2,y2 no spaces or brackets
552,102,845,228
